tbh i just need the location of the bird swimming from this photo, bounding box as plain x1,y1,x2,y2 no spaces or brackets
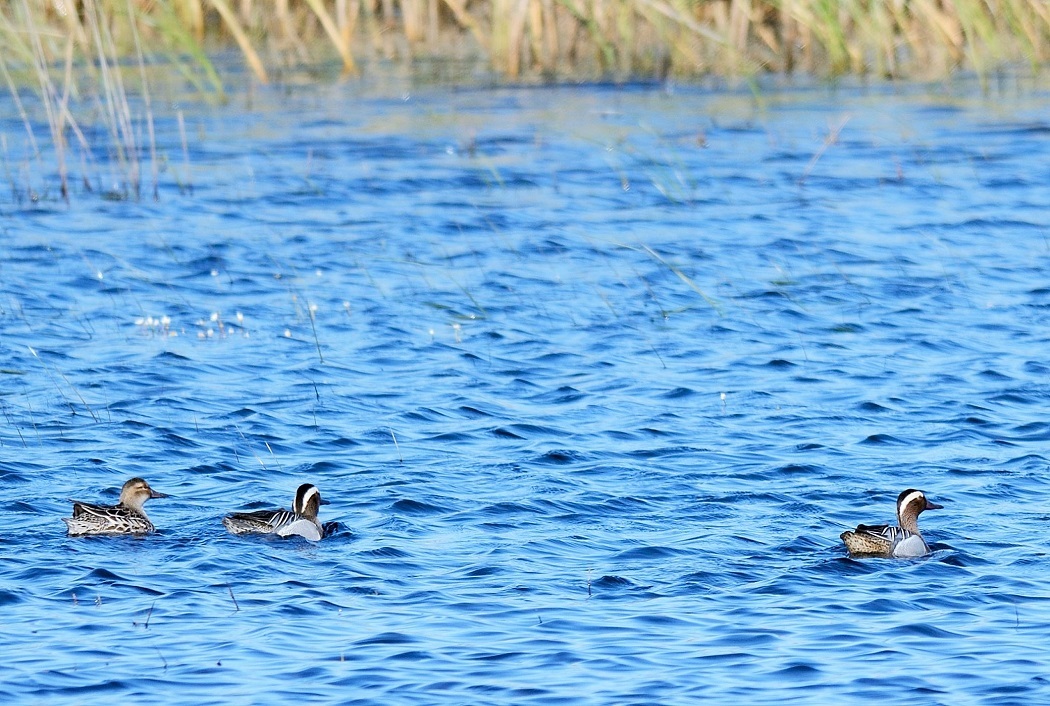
222,483,330,541
840,488,942,558
63,477,169,536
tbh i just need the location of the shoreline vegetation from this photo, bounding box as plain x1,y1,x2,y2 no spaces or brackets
5,0,1048,84
1,0,1048,201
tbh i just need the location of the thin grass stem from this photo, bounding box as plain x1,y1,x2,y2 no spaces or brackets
126,0,159,200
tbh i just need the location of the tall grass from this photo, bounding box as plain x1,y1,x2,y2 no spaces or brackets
3,0,1048,83
0,0,1046,199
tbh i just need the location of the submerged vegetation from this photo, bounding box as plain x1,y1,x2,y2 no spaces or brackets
0,0,1047,201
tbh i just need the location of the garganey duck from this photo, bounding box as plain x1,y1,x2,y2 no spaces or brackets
63,477,169,536
840,488,942,558
223,483,330,541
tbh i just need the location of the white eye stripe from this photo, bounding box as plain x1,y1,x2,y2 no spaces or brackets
899,490,925,509
296,485,321,512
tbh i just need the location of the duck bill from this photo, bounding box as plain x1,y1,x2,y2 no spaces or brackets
150,490,170,499
925,500,943,510
319,498,331,505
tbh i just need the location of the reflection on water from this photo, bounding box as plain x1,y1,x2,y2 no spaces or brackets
1,75,1049,704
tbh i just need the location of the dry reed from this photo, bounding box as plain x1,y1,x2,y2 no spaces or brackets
3,0,1047,84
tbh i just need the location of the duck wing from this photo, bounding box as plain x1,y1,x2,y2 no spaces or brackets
70,501,119,519
65,501,152,535
855,523,912,543
223,508,296,534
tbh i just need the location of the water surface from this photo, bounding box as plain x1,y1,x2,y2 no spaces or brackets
1,75,1049,704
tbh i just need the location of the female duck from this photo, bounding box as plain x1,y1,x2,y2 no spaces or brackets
64,477,169,536
223,483,330,541
841,488,942,558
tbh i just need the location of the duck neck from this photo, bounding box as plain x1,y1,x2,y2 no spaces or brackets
898,505,920,534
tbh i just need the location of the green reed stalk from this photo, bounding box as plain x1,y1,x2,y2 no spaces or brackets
150,2,227,98
177,109,193,195
0,52,42,192
20,0,70,200
127,0,159,200
85,0,140,199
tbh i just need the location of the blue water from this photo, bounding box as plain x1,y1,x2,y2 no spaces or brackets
2,74,1050,704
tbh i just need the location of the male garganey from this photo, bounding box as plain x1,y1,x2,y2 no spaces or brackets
840,488,942,558
223,483,330,541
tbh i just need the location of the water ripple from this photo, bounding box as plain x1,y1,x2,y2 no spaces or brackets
1,77,1050,705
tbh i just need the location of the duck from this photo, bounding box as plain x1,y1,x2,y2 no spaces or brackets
223,483,330,541
840,488,942,558
63,477,169,536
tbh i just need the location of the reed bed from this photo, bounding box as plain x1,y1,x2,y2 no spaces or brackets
4,0,1049,84
1,0,1047,200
